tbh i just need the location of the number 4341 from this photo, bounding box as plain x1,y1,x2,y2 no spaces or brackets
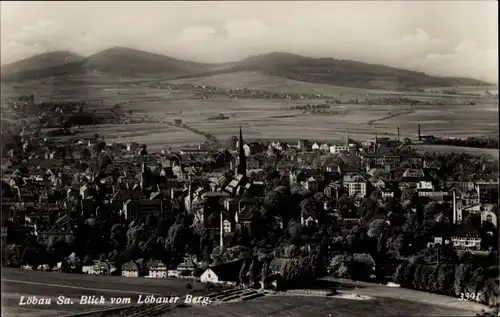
459,292,482,301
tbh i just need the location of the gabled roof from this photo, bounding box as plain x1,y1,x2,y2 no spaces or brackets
238,205,258,221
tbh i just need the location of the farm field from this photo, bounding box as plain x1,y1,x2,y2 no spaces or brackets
160,295,478,317
2,77,498,152
61,123,205,152
411,144,500,158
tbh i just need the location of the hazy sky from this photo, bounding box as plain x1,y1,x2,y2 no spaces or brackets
1,1,498,83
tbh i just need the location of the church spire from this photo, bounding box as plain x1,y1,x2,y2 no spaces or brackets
237,126,247,175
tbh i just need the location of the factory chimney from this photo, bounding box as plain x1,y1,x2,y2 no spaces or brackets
452,190,457,224
418,124,421,141
220,211,224,247
397,127,400,142
345,128,349,146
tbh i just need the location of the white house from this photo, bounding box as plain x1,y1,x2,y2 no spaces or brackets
451,236,481,251
427,236,451,248
330,145,350,154
343,175,367,198
223,219,232,233
417,180,434,190
311,143,320,151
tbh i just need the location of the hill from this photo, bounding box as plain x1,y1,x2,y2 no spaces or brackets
225,52,490,90
1,47,216,81
0,51,83,75
1,48,491,90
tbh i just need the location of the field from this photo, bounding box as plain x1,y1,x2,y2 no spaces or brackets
2,73,498,152
1,267,209,317
160,295,479,317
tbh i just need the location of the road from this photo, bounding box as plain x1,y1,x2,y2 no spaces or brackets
1,267,197,317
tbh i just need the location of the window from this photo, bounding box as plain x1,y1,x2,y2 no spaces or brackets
487,214,493,223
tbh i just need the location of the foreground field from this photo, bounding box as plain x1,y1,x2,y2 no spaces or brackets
160,295,478,317
1,267,206,317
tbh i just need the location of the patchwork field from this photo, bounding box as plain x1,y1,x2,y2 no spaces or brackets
2,75,498,152
71,123,205,152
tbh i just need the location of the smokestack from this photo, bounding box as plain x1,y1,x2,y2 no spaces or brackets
418,124,421,141
397,127,400,142
345,128,349,146
220,211,224,247
452,190,456,224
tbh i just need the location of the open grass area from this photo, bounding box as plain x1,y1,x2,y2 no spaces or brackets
159,295,478,317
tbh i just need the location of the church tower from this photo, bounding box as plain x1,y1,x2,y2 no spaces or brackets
237,126,247,176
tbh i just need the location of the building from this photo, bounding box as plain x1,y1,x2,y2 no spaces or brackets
343,174,368,198
147,260,168,278
223,219,232,233
451,224,482,251
427,236,451,248
122,199,166,221
481,209,497,227
121,261,141,277
476,182,499,204
330,145,350,154
305,177,319,192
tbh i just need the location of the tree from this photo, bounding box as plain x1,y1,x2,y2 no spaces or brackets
261,261,269,287
368,219,388,239
248,260,256,287
93,141,106,154
239,261,247,286
98,154,113,169
226,136,238,151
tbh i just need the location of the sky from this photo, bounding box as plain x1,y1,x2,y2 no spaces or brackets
1,1,498,83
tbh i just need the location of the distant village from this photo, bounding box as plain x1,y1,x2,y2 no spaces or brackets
1,95,499,307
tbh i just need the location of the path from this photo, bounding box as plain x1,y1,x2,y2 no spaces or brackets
365,110,415,127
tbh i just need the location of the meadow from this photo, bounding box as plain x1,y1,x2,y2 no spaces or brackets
2,73,498,151
159,295,478,317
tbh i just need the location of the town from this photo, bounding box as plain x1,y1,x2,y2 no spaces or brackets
1,95,499,310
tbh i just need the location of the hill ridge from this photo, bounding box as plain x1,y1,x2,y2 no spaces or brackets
1,48,491,90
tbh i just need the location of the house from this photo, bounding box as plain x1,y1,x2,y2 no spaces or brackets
380,187,395,199
324,182,342,200
200,259,244,285
330,145,350,154
147,260,168,278
301,214,318,227
177,256,197,278
427,236,451,248
122,261,141,277
451,224,482,251
94,261,117,275
417,180,434,190
343,174,368,198
476,182,499,204
122,199,165,221
481,209,497,227
305,177,318,192
311,143,320,151
223,219,232,233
